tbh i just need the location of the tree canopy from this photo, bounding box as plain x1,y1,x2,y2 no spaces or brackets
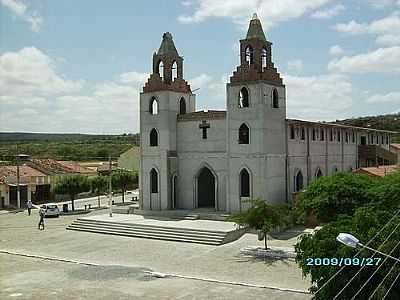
52,175,90,210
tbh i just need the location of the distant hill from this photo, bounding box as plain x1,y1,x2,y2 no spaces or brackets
0,132,138,142
334,113,400,138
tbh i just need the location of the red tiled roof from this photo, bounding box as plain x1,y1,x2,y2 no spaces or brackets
0,165,46,177
57,161,97,175
353,165,399,177
177,110,226,121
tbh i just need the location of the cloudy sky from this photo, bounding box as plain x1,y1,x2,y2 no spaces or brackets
1,0,400,134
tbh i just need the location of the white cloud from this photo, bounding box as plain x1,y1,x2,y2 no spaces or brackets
189,73,213,89
311,4,345,19
368,0,400,9
1,0,43,32
328,46,400,73
287,59,304,72
178,0,334,30
329,45,344,56
284,73,353,120
334,12,400,46
119,71,148,85
0,47,83,100
366,91,400,103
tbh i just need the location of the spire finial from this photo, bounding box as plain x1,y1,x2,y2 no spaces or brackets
252,13,258,20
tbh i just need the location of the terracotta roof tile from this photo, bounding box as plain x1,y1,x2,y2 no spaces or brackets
353,165,399,177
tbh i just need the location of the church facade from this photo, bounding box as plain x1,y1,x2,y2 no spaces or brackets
139,15,395,213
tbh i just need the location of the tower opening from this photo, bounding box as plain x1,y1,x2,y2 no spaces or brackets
272,89,279,108
149,97,158,115
150,168,158,193
179,97,186,114
245,46,253,64
239,123,250,144
172,61,177,80
150,128,158,146
240,169,250,197
239,87,249,108
262,48,267,69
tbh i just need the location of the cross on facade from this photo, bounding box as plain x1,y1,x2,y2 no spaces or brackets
199,120,210,139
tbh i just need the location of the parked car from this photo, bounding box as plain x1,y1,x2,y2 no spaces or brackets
43,203,60,217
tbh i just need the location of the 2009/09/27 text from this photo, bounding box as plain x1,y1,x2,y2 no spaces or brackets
305,257,382,266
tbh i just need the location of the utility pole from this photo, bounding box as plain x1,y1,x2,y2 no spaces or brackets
108,155,113,217
16,153,20,209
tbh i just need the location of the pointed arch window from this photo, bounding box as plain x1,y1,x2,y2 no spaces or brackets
245,46,253,64
150,168,158,193
295,170,303,192
315,168,323,179
238,123,250,144
262,48,268,69
150,128,158,147
240,169,250,197
272,89,279,108
149,97,158,115
239,87,249,108
157,60,164,79
301,127,305,140
172,61,177,80
179,97,186,114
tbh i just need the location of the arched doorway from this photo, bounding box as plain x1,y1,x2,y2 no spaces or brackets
197,167,215,208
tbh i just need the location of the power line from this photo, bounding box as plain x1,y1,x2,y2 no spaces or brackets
368,254,400,300
313,209,400,297
351,238,400,299
332,219,400,300
382,271,400,299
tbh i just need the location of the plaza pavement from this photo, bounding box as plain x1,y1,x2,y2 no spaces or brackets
0,209,312,299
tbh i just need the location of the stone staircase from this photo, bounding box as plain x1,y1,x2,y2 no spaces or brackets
67,218,242,245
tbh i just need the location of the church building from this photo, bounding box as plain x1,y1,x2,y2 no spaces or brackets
139,14,396,213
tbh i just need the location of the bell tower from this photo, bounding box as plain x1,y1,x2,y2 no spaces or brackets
226,14,287,211
140,32,195,211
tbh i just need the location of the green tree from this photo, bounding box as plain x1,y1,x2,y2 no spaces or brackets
90,175,108,207
295,207,400,299
295,172,374,224
111,169,138,203
227,199,289,249
52,175,90,211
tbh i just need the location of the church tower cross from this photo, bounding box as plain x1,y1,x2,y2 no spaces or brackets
199,120,210,139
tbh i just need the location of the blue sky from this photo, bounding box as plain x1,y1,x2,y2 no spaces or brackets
1,0,400,133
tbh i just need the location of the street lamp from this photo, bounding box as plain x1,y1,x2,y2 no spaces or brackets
337,233,400,263
15,154,30,209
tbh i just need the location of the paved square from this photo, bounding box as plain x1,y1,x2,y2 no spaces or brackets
0,209,311,299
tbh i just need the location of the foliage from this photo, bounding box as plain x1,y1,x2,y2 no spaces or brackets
368,171,400,210
335,113,400,142
227,198,290,249
90,175,108,207
111,169,138,202
295,172,400,299
0,135,138,161
295,172,375,223
52,175,90,210
296,208,400,299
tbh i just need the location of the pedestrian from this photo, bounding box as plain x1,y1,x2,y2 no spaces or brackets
38,205,45,230
27,199,32,216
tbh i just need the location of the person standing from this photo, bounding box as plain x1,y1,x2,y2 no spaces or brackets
27,199,32,216
38,205,45,230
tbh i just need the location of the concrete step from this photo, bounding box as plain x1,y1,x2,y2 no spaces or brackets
67,225,224,245
74,218,227,236
182,214,200,220
69,221,226,240
67,218,230,245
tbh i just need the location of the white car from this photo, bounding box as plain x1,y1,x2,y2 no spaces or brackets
43,203,60,217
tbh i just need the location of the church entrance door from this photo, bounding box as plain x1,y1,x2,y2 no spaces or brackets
197,167,215,208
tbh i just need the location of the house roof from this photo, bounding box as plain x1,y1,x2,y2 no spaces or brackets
353,165,399,177
57,161,97,175
0,165,46,184
390,143,400,150
177,110,226,121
